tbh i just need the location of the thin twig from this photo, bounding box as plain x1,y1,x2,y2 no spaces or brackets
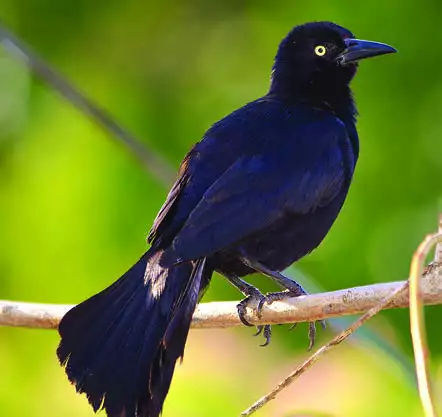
0,21,175,187
241,227,442,417
240,281,409,416
409,232,442,417
435,214,442,264
1,263,441,331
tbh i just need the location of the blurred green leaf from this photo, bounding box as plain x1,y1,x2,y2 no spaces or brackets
1,2,441,416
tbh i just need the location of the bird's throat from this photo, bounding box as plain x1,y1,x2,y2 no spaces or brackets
269,76,357,124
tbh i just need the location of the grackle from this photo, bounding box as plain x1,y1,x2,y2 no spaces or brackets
57,21,396,417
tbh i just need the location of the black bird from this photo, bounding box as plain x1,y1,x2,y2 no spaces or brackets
57,21,395,417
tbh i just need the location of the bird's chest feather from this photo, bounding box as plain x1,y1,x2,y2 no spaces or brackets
238,186,351,271
238,124,358,270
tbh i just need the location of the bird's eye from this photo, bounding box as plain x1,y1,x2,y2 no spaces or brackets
314,45,327,56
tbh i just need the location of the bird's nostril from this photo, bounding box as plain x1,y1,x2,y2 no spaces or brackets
344,39,358,48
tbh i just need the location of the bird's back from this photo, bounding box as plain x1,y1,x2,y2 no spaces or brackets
153,97,358,269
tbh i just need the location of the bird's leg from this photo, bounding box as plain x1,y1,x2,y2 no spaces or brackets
222,273,272,347
240,257,326,350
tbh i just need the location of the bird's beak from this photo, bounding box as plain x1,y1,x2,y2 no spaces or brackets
337,38,397,65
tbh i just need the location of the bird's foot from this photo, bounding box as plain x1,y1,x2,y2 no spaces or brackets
257,290,326,350
236,287,272,347
236,286,266,326
253,324,272,347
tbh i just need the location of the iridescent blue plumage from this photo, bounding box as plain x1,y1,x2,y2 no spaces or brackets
57,21,395,417
159,100,357,267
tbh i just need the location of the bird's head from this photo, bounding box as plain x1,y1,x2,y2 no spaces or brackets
270,22,396,111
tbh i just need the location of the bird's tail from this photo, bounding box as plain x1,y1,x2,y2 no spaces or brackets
57,249,208,417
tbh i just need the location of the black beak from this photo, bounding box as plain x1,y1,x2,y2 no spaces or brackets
337,38,397,65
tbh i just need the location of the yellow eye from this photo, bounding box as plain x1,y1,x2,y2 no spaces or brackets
314,45,327,56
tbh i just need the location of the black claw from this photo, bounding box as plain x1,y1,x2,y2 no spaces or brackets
236,300,254,327
260,325,272,347
254,287,329,350
236,287,267,329
254,326,264,336
257,298,266,317
307,322,316,351
289,323,298,331
237,285,326,350
256,290,287,318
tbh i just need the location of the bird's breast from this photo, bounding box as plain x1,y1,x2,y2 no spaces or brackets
248,188,348,271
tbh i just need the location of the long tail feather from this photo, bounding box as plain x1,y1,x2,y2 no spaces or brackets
57,249,209,417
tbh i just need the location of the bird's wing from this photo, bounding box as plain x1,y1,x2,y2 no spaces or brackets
148,98,286,248
147,152,193,247
161,116,353,265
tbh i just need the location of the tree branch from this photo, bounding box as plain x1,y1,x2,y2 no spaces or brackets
241,225,442,416
0,20,175,187
436,214,442,264
241,280,409,416
1,263,440,331
409,232,442,417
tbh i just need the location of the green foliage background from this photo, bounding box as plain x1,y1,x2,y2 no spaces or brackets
1,2,442,416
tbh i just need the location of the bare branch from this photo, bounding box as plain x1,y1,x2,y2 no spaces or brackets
409,232,442,417
435,214,442,264
240,281,409,416
239,218,442,416
0,21,175,187
240,223,442,417
1,263,441,331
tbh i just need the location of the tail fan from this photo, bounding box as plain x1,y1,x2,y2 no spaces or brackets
57,249,207,417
